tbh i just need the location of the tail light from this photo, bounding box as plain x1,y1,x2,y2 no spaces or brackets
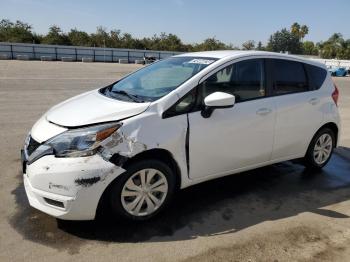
332,82,339,107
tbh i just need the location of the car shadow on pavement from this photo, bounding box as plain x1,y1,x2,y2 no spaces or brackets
9,152,350,254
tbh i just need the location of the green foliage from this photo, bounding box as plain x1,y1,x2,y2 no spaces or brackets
318,33,350,59
303,41,318,56
290,23,309,41
267,22,312,54
68,29,91,46
256,41,265,51
267,28,303,54
0,19,35,43
300,25,309,40
146,33,187,51
42,25,71,45
290,23,301,36
192,37,230,51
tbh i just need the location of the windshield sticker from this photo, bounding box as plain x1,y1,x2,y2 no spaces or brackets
188,59,215,65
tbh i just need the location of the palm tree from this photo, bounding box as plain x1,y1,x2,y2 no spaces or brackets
290,23,309,41
300,25,309,41
291,23,301,37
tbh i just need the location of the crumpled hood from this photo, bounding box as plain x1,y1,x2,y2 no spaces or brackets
46,89,150,127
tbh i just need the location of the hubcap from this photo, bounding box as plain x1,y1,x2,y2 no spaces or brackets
121,168,168,217
313,133,332,165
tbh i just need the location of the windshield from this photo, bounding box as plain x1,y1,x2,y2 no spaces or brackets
102,56,217,102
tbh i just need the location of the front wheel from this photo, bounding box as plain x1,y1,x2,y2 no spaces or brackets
303,128,335,169
109,159,176,221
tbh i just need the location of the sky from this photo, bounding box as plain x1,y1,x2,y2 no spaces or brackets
1,0,349,46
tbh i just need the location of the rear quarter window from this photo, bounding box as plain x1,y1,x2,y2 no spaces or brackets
305,64,327,90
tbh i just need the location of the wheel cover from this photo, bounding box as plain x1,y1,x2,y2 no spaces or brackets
121,168,168,217
313,133,332,165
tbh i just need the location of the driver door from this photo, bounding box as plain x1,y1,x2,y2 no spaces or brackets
188,58,276,179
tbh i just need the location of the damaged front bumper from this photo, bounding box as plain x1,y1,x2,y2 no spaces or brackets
23,154,125,220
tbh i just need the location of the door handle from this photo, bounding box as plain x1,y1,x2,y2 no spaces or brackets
256,108,272,116
308,97,320,105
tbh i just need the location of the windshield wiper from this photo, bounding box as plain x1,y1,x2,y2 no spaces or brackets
109,89,144,103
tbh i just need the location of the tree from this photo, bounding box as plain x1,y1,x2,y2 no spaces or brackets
42,25,70,45
300,25,309,41
90,26,110,47
256,41,264,50
318,33,350,59
0,19,35,43
32,33,43,44
242,40,255,50
110,29,122,48
290,22,309,41
290,22,301,37
267,28,303,54
142,33,186,51
302,41,318,56
68,29,91,46
120,33,137,49
193,37,229,51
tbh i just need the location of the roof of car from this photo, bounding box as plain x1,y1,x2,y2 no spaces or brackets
176,50,260,59
176,50,304,59
175,50,326,68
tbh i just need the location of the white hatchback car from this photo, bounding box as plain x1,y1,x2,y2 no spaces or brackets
22,51,341,221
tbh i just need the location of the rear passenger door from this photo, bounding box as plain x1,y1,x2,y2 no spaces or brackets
269,59,324,160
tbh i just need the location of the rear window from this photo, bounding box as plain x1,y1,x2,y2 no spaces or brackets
305,64,327,90
272,59,309,95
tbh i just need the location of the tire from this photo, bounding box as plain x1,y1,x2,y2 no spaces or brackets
303,128,335,169
109,159,176,221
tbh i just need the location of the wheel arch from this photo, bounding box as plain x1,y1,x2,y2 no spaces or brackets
119,148,182,190
95,148,182,219
308,122,339,150
318,122,339,146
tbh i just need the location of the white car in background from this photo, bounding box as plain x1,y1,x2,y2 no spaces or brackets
22,51,341,221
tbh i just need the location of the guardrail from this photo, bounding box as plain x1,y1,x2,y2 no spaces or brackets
1,42,350,69
0,42,181,63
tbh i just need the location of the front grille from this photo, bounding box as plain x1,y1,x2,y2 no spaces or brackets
27,136,40,156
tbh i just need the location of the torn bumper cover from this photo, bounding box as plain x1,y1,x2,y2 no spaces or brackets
23,154,125,220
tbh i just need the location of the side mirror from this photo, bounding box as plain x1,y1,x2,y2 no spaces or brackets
201,92,235,118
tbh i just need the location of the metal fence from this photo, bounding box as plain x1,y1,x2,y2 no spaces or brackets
311,58,350,69
0,42,182,63
1,42,350,69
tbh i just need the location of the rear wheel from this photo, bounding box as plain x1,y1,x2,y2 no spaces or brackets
303,128,335,169
109,159,176,221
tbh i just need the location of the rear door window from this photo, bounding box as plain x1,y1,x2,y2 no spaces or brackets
272,59,309,95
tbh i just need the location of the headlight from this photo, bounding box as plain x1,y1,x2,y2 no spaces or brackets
46,122,122,158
